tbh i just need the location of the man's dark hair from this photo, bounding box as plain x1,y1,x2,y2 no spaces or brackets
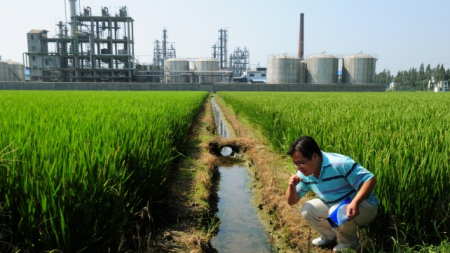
287,136,322,158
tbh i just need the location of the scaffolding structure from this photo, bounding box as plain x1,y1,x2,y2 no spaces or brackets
229,46,249,77
211,28,228,69
153,28,176,67
26,2,135,82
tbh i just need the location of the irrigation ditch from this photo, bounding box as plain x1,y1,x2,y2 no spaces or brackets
209,97,272,252
148,94,326,252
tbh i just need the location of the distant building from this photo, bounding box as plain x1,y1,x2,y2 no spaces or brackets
232,67,266,83
26,6,135,82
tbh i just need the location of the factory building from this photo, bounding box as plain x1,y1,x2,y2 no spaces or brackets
26,1,135,82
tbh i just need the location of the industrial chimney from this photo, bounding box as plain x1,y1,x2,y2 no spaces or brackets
298,13,304,59
68,0,77,35
68,0,77,18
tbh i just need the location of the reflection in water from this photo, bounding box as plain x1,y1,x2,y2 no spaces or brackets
211,97,230,138
211,164,272,252
220,146,233,157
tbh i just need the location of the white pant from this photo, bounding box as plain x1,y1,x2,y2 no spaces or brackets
300,198,377,246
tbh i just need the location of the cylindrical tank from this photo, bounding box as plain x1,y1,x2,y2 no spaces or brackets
195,58,219,83
0,61,25,81
266,55,301,84
136,64,148,71
342,53,377,84
164,58,189,83
149,65,162,83
135,64,148,82
305,53,338,84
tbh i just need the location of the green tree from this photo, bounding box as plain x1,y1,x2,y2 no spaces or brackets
437,64,446,82
376,69,392,84
426,64,432,82
418,63,426,90
408,68,417,90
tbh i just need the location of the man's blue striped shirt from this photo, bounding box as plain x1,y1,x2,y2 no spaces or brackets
296,151,379,208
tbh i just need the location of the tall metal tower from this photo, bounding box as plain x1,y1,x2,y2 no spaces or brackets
211,28,228,69
153,28,176,67
230,46,249,77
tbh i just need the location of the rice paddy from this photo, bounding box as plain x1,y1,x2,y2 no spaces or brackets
216,91,450,244
1,90,449,252
0,91,208,252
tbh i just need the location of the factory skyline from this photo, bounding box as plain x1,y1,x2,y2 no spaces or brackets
1,0,450,75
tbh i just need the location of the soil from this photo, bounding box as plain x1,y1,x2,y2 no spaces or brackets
146,95,332,253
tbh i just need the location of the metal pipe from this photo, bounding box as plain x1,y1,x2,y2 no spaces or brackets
162,29,167,60
299,13,304,59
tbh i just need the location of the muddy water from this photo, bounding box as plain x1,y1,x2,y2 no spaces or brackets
210,97,272,252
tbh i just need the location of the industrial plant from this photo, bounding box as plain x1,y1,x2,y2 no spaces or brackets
20,0,253,84
0,0,389,91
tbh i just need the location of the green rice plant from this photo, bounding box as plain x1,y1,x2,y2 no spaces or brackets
0,91,207,252
217,91,450,245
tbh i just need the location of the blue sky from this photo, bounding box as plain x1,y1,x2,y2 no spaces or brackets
1,0,449,74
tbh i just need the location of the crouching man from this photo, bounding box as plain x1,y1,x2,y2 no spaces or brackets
285,136,378,252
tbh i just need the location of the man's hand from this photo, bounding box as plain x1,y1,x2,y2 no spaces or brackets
347,177,377,219
347,201,359,220
286,175,301,205
289,175,301,187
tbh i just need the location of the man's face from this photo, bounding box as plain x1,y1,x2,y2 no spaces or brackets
292,150,316,176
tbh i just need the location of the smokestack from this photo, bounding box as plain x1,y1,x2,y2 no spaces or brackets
298,13,304,59
68,0,77,36
68,0,77,18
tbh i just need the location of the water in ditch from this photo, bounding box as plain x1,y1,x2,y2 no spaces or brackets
210,97,272,252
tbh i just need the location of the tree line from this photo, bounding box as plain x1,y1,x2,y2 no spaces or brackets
376,63,450,91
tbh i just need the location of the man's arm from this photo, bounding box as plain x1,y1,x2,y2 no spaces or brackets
286,175,301,205
347,176,377,219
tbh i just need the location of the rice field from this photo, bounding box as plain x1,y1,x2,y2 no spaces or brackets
217,91,450,244
0,91,208,252
2,90,449,251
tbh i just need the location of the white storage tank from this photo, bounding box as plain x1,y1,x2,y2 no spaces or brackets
0,61,25,81
266,54,301,84
195,58,219,83
164,58,189,83
305,53,338,84
342,53,377,84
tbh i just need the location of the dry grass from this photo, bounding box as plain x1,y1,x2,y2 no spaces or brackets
145,98,219,253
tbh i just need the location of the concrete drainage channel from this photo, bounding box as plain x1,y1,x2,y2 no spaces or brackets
210,97,273,252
